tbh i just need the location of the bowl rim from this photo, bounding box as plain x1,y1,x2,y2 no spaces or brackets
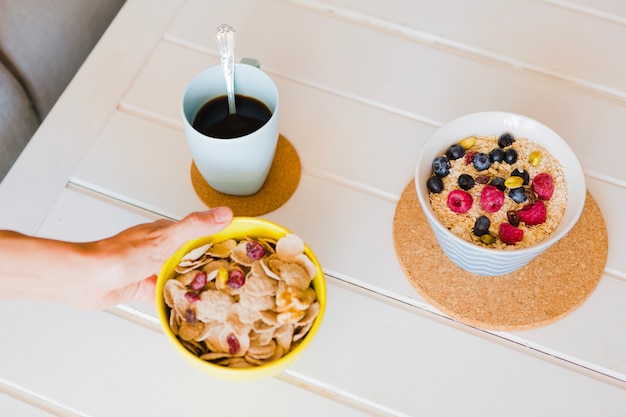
414,111,586,256
155,216,326,380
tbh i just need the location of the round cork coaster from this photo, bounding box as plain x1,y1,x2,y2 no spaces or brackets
191,135,300,217
393,180,608,331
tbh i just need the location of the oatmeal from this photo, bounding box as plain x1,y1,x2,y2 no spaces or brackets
426,133,567,249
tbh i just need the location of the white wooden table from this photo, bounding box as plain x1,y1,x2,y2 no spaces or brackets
1,0,626,415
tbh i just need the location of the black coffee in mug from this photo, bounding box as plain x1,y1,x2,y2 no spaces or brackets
192,94,272,139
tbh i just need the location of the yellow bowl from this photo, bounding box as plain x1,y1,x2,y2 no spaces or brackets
156,217,326,381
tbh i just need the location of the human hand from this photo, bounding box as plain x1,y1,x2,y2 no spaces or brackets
82,206,234,309
0,207,233,309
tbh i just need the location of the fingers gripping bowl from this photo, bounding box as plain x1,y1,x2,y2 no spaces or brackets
156,217,326,381
415,112,586,276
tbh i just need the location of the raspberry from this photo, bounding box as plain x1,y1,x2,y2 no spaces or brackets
532,173,554,200
480,185,505,213
499,223,524,245
518,201,547,225
447,190,473,213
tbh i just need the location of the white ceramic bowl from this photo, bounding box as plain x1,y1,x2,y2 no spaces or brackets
415,111,586,276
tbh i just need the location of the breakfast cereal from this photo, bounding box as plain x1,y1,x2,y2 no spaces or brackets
426,133,567,249
163,234,319,368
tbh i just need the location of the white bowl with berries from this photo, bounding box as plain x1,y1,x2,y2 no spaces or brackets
415,111,586,276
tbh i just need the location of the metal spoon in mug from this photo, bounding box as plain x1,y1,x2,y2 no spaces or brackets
215,24,237,114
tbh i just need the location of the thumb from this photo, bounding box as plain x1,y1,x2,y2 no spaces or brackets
169,206,234,244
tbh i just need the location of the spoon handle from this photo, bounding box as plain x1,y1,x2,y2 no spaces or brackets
215,24,236,114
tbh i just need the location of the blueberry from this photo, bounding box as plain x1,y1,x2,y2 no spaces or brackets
498,132,515,148
472,152,491,171
427,176,444,193
511,168,530,185
504,148,518,164
473,215,491,237
489,148,505,163
432,156,451,177
458,174,475,190
446,144,465,160
490,176,506,192
509,187,527,203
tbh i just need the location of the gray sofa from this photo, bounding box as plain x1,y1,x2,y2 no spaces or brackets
0,0,126,181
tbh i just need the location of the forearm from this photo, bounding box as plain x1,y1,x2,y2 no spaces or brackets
0,231,98,305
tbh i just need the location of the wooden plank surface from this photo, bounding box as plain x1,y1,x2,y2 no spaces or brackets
73,37,626,383
0,393,56,417
0,301,373,417
15,187,626,416
2,0,626,415
296,0,626,97
164,0,626,187
12,187,375,417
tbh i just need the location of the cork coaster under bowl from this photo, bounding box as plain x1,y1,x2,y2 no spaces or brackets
393,180,608,331
191,135,300,217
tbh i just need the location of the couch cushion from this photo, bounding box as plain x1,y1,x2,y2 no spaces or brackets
0,0,125,120
0,62,38,180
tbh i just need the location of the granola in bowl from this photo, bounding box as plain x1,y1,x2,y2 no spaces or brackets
426,133,567,249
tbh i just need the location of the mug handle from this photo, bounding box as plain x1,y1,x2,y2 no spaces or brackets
240,57,261,68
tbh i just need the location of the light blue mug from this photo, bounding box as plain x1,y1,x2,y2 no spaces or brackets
182,60,280,196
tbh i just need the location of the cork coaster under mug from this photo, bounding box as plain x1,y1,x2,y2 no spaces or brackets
191,135,301,217
393,180,608,331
